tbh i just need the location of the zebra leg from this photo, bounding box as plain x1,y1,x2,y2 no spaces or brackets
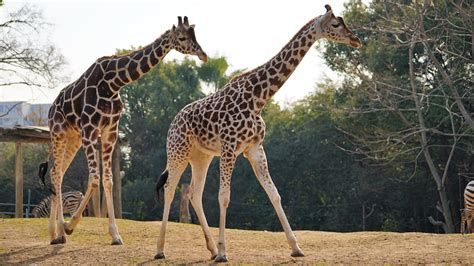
101,127,123,245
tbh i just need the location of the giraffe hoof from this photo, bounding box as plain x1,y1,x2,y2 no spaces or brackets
50,236,66,245
154,252,166,260
64,227,74,235
291,249,305,257
63,223,74,235
214,254,228,263
111,238,123,245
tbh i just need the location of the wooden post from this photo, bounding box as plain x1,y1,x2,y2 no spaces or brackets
179,184,191,223
112,141,122,219
91,149,101,217
15,142,23,218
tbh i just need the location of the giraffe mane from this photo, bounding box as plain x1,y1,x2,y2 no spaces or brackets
229,17,317,84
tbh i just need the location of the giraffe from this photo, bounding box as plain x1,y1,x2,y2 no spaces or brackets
154,5,362,262
40,16,208,245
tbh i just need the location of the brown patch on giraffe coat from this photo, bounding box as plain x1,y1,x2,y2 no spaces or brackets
140,59,151,73
128,61,139,80
117,57,129,69
73,96,84,115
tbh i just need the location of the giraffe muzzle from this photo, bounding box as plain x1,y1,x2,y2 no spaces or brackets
198,51,208,62
349,36,362,48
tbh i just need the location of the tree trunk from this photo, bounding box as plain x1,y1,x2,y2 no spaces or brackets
409,36,454,233
179,184,191,223
112,141,122,219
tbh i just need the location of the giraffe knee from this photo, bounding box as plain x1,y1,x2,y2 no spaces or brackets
89,176,100,188
218,190,230,208
269,191,281,205
102,177,113,190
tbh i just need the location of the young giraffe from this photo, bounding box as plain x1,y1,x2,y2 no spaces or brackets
41,16,208,245
155,5,362,262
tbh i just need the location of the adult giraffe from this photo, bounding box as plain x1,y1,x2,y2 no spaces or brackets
155,5,362,262
39,16,208,245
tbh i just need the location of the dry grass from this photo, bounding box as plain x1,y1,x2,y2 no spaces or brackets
1,217,473,264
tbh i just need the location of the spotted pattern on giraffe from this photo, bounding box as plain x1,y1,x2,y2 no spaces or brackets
154,4,362,263
43,16,208,246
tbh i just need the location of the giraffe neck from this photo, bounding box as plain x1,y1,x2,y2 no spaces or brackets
108,30,173,91
241,17,324,112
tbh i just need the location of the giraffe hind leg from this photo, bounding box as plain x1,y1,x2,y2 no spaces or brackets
189,150,218,259
64,131,101,236
48,133,68,244
155,159,188,259
57,133,81,237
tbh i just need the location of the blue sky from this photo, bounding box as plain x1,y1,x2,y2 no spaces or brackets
0,0,351,106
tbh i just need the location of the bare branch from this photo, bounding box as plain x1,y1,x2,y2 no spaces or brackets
0,101,22,118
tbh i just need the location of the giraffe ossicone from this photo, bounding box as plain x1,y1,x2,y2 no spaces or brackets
39,16,207,246
154,5,362,262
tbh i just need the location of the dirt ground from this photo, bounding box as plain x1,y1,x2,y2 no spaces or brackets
1,218,473,264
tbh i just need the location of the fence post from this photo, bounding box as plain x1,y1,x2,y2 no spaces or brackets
15,142,23,218
26,189,31,218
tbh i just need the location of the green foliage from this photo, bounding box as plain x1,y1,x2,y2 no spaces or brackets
319,0,473,232
197,56,230,92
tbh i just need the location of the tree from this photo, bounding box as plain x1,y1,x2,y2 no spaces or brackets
319,0,473,233
0,4,65,90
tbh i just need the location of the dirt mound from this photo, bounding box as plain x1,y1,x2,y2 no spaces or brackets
1,218,473,264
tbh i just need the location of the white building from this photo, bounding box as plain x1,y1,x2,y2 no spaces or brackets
0,101,51,127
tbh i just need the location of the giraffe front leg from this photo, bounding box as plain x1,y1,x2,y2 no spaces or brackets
214,147,237,263
245,144,304,257
101,129,123,245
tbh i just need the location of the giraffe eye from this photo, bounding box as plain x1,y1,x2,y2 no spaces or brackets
331,23,340,28
178,37,186,41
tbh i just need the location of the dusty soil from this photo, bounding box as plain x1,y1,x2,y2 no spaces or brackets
1,218,473,264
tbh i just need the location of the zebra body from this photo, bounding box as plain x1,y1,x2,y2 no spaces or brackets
32,191,84,218
461,181,474,234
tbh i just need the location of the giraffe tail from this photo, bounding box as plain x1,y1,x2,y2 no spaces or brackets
38,161,49,187
155,170,169,201
38,147,56,195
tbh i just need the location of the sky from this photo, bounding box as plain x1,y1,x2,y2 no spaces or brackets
0,0,351,106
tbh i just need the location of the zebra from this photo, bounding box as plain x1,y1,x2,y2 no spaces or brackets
32,191,84,218
461,181,474,234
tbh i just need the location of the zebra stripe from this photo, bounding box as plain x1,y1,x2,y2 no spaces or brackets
32,191,84,218
461,181,474,234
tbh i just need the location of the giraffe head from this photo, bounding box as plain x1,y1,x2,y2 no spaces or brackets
318,5,362,48
170,16,208,62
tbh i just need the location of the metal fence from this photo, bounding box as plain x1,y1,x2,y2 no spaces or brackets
0,189,36,218
0,189,132,219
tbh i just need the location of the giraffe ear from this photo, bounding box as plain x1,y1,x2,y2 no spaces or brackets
171,24,176,33
190,24,195,28
320,4,333,25
325,4,332,12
